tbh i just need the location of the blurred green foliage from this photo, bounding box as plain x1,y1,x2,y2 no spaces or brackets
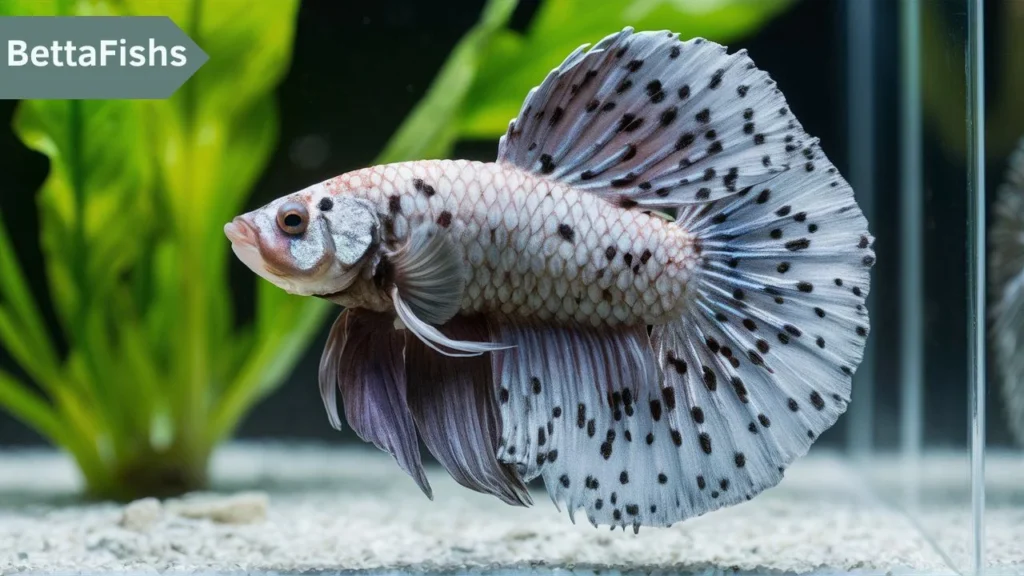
0,0,790,500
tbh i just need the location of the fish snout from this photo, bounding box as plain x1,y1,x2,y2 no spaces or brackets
224,216,258,246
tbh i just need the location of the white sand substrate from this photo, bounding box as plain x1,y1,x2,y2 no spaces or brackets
0,442,1021,575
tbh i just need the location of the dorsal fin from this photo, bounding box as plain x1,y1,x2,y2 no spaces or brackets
497,27,809,209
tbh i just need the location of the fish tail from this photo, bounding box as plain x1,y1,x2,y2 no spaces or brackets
649,139,875,510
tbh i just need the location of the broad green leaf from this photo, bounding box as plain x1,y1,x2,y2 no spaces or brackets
459,0,795,138
13,98,152,339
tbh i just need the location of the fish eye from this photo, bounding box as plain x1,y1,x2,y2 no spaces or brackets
276,202,309,236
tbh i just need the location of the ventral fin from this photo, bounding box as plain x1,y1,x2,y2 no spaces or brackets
405,315,532,507
319,309,433,498
389,223,511,357
497,27,809,210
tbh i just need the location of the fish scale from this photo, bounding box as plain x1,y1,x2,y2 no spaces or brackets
323,159,700,327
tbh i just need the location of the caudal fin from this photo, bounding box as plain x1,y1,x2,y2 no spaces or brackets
488,27,874,528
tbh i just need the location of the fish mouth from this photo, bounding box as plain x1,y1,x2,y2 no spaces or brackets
224,217,257,246
224,216,285,282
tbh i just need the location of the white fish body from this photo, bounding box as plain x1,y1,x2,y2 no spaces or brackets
315,159,698,327
225,28,875,531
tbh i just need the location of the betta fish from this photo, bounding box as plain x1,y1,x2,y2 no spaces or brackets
990,137,1024,446
225,28,874,531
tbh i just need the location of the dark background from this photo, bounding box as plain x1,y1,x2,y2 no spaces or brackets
0,0,1020,450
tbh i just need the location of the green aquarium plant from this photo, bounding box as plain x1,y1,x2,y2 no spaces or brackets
0,0,791,501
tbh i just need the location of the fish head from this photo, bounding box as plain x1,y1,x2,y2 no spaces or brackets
224,184,377,297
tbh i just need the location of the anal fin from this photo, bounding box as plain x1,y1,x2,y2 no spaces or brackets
319,309,432,498
405,314,532,506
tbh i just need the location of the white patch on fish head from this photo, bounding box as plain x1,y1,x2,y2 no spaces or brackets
224,183,378,297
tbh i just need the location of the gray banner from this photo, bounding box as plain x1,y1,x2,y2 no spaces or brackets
0,16,208,99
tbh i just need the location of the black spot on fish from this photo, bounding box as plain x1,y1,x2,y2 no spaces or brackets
671,429,683,446
678,84,690,99
549,107,564,126
810,391,825,410
786,238,811,251
539,153,556,174
699,432,712,454
695,108,711,123
602,101,617,112
735,452,746,468
616,79,633,93
662,385,677,410
702,365,717,391
412,178,435,197
619,114,643,132
626,59,644,72
436,211,452,228
691,406,705,424
650,400,663,422
318,197,333,212
676,132,695,150
388,195,402,213
586,99,599,113
558,223,575,242
709,68,724,89
659,107,678,126
666,352,687,375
